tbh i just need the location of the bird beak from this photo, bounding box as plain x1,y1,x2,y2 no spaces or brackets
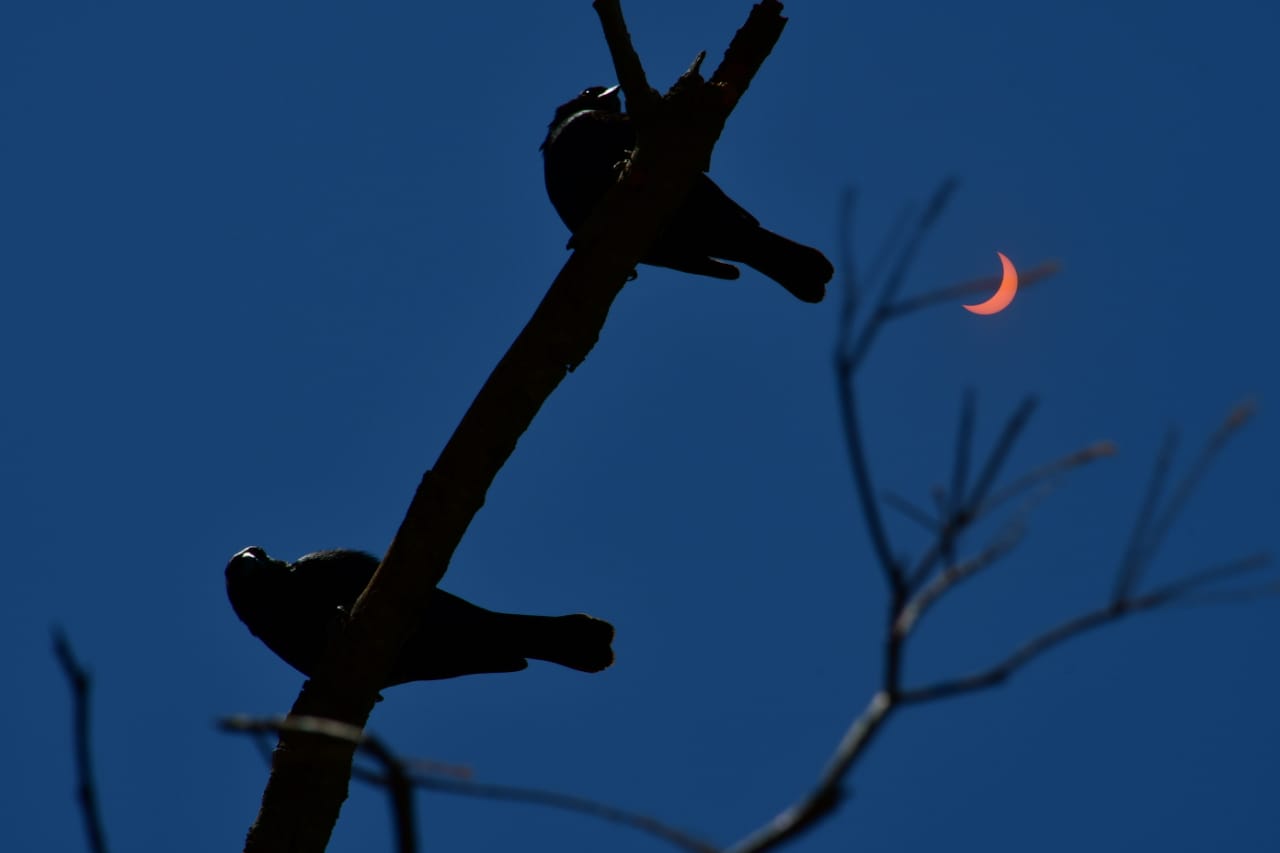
599,84,620,98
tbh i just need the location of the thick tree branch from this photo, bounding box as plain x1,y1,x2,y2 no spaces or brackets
224,716,416,853
240,3,790,851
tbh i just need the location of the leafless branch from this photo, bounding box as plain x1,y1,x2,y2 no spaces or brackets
880,489,939,532
368,770,717,853
723,180,1270,853
835,378,905,596
1114,428,1179,600
947,389,976,531
52,629,110,853
836,178,959,375
899,550,1272,704
895,522,1027,639
224,715,716,853
966,395,1039,509
883,258,1062,319
979,440,1116,516
1140,400,1257,576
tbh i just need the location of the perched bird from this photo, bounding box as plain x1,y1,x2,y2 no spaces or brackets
225,546,614,685
541,85,833,303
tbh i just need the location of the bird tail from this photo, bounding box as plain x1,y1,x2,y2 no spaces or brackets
511,613,616,673
737,227,833,303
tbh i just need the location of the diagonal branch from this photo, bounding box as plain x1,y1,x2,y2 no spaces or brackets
240,4,792,851
883,258,1062,319
965,395,1039,510
979,440,1116,517
898,551,1272,704
724,692,893,853
1113,428,1179,600
838,178,959,375
369,770,718,853
224,715,717,853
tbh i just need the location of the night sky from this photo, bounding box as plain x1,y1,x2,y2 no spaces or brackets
3,2,1277,852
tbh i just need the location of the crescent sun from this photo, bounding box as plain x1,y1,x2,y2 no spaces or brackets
963,252,1019,315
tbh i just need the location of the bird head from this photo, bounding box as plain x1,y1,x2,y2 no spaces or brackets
548,84,622,130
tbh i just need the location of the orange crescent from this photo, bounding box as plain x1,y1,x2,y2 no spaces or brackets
963,252,1018,315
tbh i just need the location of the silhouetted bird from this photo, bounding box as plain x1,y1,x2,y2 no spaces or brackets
225,546,614,685
541,85,833,303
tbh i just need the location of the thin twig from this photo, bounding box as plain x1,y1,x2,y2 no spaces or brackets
859,202,917,314
52,629,110,853
980,440,1116,517
362,769,719,853
898,554,1272,705
738,179,1270,853
831,182,959,596
840,179,959,375
904,395,1038,591
881,490,939,532
948,390,976,533
1140,399,1258,573
883,258,1062,319
1174,580,1280,605
1141,552,1272,602
1113,429,1178,601
895,521,1027,639
225,715,714,853
965,395,1039,509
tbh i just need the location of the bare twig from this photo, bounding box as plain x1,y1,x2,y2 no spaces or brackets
225,715,715,853
831,179,965,598
367,771,718,853
1113,428,1179,600
881,490,939,532
835,378,905,596
894,522,1027,639
965,395,1039,509
980,440,1116,516
903,395,1038,591
948,390,976,530
724,692,892,853
1141,552,1272,602
899,551,1272,704
1140,400,1257,574
52,629,110,853
883,258,1062,319
1115,399,1257,603
839,178,959,375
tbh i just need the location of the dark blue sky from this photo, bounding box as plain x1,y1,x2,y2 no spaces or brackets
4,2,1277,851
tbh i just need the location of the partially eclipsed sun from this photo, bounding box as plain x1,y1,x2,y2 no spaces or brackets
964,252,1018,315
